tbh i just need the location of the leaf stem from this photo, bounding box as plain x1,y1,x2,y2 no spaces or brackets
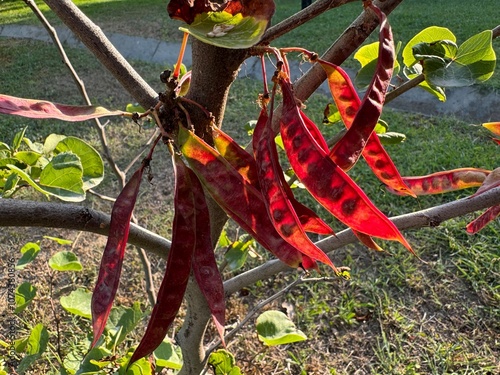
173,32,189,79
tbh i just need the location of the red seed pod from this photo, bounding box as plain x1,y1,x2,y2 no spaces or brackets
329,4,395,172
190,170,226,344
319,61,414,197
91,164,146,348
386,168,491,196
128,150,196,366
466,204,500,234
278,75,415,255
254,85,337,269
178,125,317,270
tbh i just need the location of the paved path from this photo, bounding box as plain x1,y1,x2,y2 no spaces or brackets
1,24,499,122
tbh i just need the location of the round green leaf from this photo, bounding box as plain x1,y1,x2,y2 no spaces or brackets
13,151,41,166
15,282,37,313
256,310,307,346
48,251,82,271
60,288,92,319
208,349,242,375
55,136,104,190
15,242,41,270
154,340,183,370
17,324,48,374
39,152,85,201
403,26,456,68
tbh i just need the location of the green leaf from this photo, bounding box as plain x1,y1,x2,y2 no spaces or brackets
6,164,50,198
43,235,73,246
39,152,85,202
60,288,92,319
208,349,242,375
374,119,388,134
180,11,268,49
12,126,27,151
218,230,232,248
403,26,456,68
413,30,496,87
17,324,48,375
224,238,253,271
125,103,145,113
55,137,103,190
377,132,407,145
43,134,67,155
323,103,342,125
14,151,41,166
106,302,143,346
16,242,41,270
153,340,183,370
256,310,307,346
403,65,446,102
354,41,400,89
48,251,83,271
15,282,37,313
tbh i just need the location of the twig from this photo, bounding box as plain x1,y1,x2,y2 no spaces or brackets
204,277,303,359
205,276,339,359
260,0,359,45
28,0,159,308
43,0,157,109
223,185,500,296
24,0,126,184
385,74,426,104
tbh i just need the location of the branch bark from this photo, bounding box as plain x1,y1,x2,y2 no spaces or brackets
0,200,170,258
294,0,404,102
224,186,500,295
43,0,158,109
260,0,358,45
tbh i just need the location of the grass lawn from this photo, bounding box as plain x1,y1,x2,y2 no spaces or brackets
0,1,499,374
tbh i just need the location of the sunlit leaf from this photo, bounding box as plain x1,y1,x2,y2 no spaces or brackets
414,30,496,87
354,41,400,89
224,238,253,271
60,288,92,319
0,94,126,121
256,310,307,346
17,324,48,374
15,282,37,313
48,251,83,271
55,137,104,190
208,349,242,375
402,26,456,68
173,0,275,48
43,236,73,246
15,242,41,270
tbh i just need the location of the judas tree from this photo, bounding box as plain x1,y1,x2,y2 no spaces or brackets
1,0,499,374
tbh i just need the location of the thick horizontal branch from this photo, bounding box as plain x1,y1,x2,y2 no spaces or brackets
0,199,170,258
224,186,500,295
43,0,158,109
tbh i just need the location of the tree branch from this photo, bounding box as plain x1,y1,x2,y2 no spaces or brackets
0,200,170,258
224,186,500,295
42,0,158,109
260,0,359,45
294,0,404,102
